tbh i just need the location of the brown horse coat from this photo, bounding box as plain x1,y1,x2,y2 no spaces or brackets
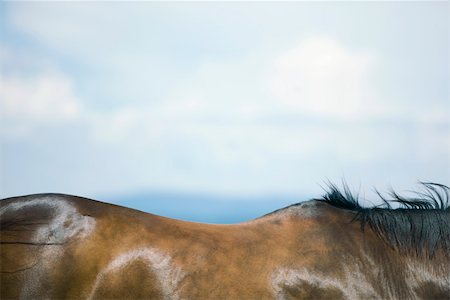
1,188,449,299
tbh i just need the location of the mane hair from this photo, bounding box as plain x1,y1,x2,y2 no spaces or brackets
320,182,450,258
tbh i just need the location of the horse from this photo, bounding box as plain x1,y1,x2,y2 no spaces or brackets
1,183,449,299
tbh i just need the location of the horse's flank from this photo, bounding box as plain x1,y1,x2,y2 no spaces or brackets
1,184,449,299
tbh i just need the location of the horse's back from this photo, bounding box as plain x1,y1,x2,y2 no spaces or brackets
1,193,449,299
0,194,286,299
0,194,303,299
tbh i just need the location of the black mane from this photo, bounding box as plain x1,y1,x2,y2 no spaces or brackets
320,182,450,257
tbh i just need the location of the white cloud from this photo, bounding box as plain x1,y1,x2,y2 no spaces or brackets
2,1,448,197
0,69,82,137
79,46,398,172
1,73,81,119
269,37,378,118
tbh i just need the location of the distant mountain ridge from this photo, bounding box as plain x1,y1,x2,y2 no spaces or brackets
101,191,310,224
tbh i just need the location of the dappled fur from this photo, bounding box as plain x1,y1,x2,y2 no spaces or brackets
319,182,450,257
1,184,449,299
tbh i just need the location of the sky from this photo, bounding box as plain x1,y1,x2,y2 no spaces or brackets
0,2,449,214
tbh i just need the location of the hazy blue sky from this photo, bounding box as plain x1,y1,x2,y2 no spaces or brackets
1,2,449,204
